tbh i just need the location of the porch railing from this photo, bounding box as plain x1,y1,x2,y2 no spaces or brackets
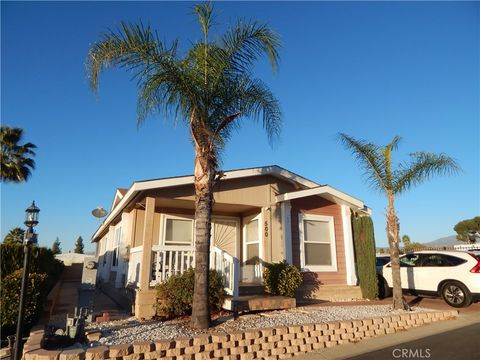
210,246,240,299
150,245,239,299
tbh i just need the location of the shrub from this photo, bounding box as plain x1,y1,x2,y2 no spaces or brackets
352,215,379,299
0,270,48,338
0,243,64,283
156,269,226,318
263,260,303,297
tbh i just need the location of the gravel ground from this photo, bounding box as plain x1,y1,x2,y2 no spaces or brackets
87,305,434,346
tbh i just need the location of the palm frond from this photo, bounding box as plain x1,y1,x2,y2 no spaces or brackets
338,133,388,192
216,20,281,76
85,21,177,92
393,152,460,194
193,2,214,39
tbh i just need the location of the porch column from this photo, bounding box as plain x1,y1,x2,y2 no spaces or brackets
281,201,292,264
139,197,155,290
341,205,358,285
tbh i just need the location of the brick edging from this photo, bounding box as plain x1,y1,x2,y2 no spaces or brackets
23,310,458,360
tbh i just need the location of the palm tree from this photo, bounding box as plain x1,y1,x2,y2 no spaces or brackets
339,134,459,309
0,126,37,183
3,227,25,244
86,3,281,328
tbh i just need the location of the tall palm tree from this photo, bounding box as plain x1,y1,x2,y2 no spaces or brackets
3,227,25,244
86,3,281,328
0,126,37,183
339,134,459,310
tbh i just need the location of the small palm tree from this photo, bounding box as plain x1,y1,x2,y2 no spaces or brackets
86,3,281,328
0,126,37,183
339,134,459,309
3,227,25,244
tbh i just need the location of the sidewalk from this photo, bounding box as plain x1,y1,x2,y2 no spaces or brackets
293,312,480,360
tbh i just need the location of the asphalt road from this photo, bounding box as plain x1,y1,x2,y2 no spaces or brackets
346,322,480,360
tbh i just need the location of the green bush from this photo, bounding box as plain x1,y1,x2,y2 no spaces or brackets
263,260,303,297
0,244,64,341
0,243,64,282
352,215,379,300
155,269,226,318
0,270,48,337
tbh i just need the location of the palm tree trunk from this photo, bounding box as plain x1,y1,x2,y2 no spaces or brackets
386,194,409,310
191,144,215,329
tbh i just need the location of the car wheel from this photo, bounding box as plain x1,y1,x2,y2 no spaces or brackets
377,275,392,299
441,281,472,308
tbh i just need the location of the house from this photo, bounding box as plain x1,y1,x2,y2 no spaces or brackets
92,165,371,319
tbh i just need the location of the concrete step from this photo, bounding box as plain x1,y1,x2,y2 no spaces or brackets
297,284,363,302
223,295,296,312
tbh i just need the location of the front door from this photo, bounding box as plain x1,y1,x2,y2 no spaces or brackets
212,217,239,257
242,214,263,283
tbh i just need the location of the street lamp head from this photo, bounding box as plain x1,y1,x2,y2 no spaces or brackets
24,201,40,228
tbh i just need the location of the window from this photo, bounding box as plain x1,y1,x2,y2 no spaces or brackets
299,214,337,272
399,254,423,267
422,254,467,267
112,226,121,267
163,215,194,246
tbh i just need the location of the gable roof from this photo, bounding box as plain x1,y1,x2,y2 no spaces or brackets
276,185,372,214
92,165,319,241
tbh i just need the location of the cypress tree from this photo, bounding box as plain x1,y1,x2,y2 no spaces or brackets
352,215,379,299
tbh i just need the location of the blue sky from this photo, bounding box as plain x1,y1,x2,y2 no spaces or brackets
1,1,478,253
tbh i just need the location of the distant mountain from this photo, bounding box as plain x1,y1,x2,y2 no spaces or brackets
423,235,465,247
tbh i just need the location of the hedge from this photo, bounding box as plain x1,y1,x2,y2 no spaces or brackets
352,215,379,299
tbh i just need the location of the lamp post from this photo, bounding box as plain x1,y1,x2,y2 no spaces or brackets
13,201,40,360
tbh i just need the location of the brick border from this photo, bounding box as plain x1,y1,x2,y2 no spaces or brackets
23,310,458,360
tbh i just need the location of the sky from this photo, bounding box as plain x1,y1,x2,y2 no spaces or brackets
1,1,478,253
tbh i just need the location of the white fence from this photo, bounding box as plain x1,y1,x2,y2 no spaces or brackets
150,245,239,299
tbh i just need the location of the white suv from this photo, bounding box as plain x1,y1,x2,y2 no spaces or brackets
379,251,480,307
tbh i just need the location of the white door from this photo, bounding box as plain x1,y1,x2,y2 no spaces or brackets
212,217,240,257
242,214,263,283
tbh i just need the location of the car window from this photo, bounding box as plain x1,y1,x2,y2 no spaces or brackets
376,257,390,266
399,254,422,267
422,254,467,267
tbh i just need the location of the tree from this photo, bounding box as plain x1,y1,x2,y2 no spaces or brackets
0,126,37,183
401,235,411,247
51,237,62,255
74,236,84,254
339,134,459,310
403,242,426,253
454,217,480,243
86,2,281,328
3,227,25,245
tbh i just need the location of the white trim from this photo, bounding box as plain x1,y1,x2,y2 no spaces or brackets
298,213,338,272
341,205,357,285
276,185,371,215
281,201,292,263
92,165,319,242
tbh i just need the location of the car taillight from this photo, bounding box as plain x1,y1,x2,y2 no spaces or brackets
468,253,480,273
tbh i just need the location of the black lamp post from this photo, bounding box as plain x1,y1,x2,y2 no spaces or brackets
13,201,40,360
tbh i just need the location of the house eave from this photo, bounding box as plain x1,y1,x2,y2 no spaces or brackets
91,165,320,242
276,185,372,215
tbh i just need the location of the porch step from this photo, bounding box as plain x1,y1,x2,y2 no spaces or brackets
238,283,265,296
223,295,296,312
